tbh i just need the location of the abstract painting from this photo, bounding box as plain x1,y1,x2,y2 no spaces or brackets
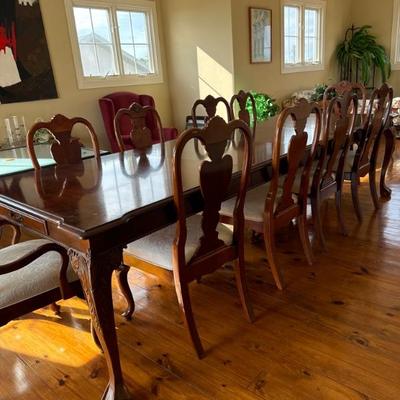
0,0,57,104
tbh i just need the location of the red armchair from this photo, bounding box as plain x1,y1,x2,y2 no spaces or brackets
99,92,178,152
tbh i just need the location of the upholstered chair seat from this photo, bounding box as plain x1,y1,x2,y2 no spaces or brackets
125,215,233,270
0,239,78,309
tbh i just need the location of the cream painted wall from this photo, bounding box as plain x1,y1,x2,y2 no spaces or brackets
160,0,235,131
231,0,353,103
351,0,400,93
0,0,173,150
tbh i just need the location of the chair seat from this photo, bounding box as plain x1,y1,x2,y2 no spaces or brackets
125,214,233,271
0,239,78,309
221,183,272,223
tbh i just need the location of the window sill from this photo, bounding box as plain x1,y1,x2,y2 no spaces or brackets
281,63,325,74
76,73,164,90
390,61,400,71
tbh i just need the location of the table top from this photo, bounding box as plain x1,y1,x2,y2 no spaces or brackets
0,143,103,176
0,118,315,240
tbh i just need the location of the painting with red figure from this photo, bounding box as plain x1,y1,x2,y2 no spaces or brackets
0,0,57,104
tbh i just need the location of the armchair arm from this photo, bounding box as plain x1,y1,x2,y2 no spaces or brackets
0,220,21,245
0,242,73,299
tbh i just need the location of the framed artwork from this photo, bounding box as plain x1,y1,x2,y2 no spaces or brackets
0,0,58,104
249,7,272,64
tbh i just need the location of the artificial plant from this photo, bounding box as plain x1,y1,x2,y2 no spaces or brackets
336,25,391,86
246,91,280,123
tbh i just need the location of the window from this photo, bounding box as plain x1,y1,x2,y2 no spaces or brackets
281,0,325,73
391,0,400,69
65,0,163,89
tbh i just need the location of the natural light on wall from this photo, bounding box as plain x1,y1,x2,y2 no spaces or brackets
196,47,233,119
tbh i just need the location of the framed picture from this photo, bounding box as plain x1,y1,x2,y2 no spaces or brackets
249,7,272,64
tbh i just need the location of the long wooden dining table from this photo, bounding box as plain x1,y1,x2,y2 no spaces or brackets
0,122,395,400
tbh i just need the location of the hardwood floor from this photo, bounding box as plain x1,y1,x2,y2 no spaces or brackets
1,144,400,400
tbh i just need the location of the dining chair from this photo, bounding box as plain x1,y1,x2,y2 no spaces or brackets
338,83,393,222
230,90,257,139
308,92,358,248
191,94,231,124
26,114,133,322
26,114,100,169
220,99,322,290
0,219,80,327
114,102,165,152
123,116,254,358
323,80,367,126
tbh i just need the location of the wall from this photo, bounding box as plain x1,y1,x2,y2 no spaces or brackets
351,0,400,92
160,0,235,131
231,0,353,103
0,0,173,150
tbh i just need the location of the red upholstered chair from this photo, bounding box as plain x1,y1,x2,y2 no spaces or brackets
99,92,178,152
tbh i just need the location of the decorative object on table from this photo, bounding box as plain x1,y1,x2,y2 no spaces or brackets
246,91,279,122
32,118,52,144
336,25,391,87
249,7,272,63
0,0,57,104
3,115,26,147
310,84,328,102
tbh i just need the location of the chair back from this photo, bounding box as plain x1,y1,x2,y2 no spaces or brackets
268,99,322,216
230,90,257,138
355,83,393,171
99,92,157,152
313,92,358,192
114,103,164,152
27,114,100,169
323,81,367,126
173,116,253,269
191,95,231,126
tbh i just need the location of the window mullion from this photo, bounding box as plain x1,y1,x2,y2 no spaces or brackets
111,7,123,76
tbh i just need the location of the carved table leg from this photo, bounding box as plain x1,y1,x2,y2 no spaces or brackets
380,128,395,200
116,264,135,321
69,247,131,400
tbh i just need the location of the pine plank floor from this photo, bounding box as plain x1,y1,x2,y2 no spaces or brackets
1,143,400,399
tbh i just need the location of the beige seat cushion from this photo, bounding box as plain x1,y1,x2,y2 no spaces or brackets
220,183,271,223
125,214,233,271
0,239,78,309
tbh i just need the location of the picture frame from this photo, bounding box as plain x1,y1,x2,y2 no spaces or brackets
249,7,272,64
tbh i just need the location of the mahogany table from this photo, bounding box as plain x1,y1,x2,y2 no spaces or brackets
0,123,394,399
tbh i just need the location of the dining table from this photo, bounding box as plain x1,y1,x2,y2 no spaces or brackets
0,121,395,400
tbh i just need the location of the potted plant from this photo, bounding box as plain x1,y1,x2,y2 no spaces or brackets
246,91,280,133
336,25,391,87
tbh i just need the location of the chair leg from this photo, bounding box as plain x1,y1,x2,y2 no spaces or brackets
174,282,204,359
263,219,284,290
233,257,254,323
115,264,135,321
369,167,380,210
297,214,313,266
311,195,326,251
351,174,363,223
335,190,348,236
50,302,61,316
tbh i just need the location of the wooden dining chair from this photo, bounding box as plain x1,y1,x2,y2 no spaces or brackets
220,99,322,290
323,80,367,126
26,114,133,322
309,92,358,247
123,116,254,358
26,114,100,169
338,83,393,223
0,219,81,327
230,90,257,138
114,102,165,152
191,94,231,124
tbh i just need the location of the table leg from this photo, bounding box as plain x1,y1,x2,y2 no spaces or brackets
380,128,395,200
69,247,131,400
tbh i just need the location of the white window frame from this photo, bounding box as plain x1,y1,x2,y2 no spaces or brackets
391,0,400,70
64,0,163,89
281,0,326,74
